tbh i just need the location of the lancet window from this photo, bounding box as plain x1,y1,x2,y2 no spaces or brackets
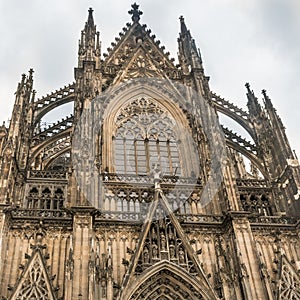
114,98,181,176
240,193,272,216
26,186,65,210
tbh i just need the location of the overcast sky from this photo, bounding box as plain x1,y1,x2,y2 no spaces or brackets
0,0,299,154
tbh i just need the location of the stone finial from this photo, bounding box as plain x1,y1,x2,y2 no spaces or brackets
179,16,188,35
245,82,251,94
128,3,143,22
262,89,273,108
87,7,94,26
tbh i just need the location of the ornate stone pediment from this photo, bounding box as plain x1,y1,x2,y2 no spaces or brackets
112,47,165,85
276,255,300,300
9,248,57,300
103,9,179,84
118,184,219,300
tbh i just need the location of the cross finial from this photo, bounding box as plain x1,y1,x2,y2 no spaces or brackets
179,16,188,35
87,7,94,26
128,3,143,22
262,89,267,98
245,82,251,93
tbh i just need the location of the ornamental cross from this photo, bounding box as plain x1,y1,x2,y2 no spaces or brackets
128,3,143,22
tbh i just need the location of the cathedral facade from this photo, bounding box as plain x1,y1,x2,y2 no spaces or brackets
0,4,300,299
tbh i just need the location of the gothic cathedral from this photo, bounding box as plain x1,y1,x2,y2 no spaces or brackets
0,4,300,300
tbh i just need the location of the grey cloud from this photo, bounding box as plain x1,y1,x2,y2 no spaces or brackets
0,0,299,152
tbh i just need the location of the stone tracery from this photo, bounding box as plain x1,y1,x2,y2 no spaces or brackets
0,4,299,300
114,97,181,176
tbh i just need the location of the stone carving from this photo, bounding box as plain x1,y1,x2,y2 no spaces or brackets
134,211,196,275
277,256,300,299
0,4,299,299
130,269,204,300
9,249,57,300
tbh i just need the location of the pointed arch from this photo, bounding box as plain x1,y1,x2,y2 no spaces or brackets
225,141,268,179
101,80,201,177
44,148,71,170
122,261,212,300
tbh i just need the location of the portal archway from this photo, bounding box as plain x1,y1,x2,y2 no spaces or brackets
123,261,215,300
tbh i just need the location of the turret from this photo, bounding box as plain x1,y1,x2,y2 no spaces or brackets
177,16,210,97
178,16,203,73
78,8,101,69
0,69,35,204
245,83,262,118
74,8,102,120
245,83,281,177
262,89,294,160
8,69,34,140
260,90,300,215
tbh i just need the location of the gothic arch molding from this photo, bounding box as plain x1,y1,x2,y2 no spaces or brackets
122,261,213,300
226,140,269,179
33,96,75,127
102,81,191,127
101,81,202,177
44,147,71,170
215,106,254,140
30,129,72,166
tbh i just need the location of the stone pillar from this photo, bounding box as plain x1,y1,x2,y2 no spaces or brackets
71,207,94,300
0,204,9,274
230,213,269,300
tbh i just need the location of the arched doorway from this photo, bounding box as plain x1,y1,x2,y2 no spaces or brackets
123,262,215,300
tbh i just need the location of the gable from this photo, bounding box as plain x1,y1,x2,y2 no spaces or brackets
103,21,181,83
112,47,165,85
119,183,219,299
277,255,300,300
9,249,56,300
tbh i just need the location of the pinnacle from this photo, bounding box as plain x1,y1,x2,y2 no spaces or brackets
179,15,188,35
87,7,94,27
245,82,254,95
262,89,273,108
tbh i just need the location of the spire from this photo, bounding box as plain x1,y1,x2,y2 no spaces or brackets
75,8,102,121
262,89,283,127
14,69,34,109
262,89,294,158
245,83,262,116
78,7,101,68
179,16,189,36
262,89,275,111
178,16,203,71
128,3,143,22
87,7,94,27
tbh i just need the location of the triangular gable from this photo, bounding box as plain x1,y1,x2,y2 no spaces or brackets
112,46,166,85
119,184,218,299
9,248,57,300
103,22,178,79
276,254,300,300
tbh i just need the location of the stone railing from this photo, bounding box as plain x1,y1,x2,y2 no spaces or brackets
99,211,143,221
10,209,70,219
236,179,269,189
29,170,67,180
249,215,298,225
178,214,224,224
102,173,201,186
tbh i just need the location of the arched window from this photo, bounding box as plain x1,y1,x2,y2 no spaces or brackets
114,98,181,176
